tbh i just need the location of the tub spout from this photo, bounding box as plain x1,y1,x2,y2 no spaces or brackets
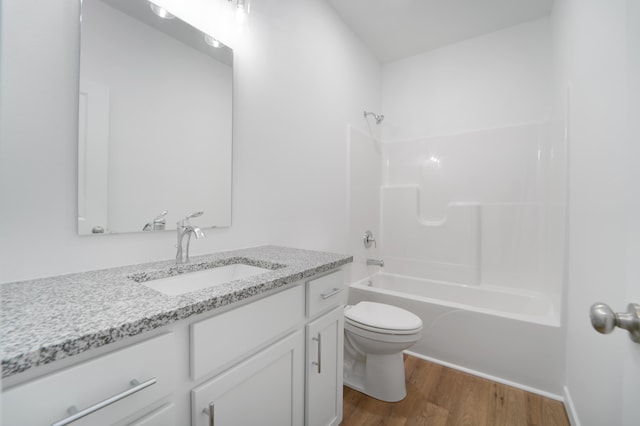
366,258,384,267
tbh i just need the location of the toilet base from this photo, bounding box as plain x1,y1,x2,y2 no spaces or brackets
343,351,407,402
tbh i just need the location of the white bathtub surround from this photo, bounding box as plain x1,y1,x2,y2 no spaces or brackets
380,122,566,297
376,15,565,298
381,186,480,285
349,273,564,396
347,122,566,396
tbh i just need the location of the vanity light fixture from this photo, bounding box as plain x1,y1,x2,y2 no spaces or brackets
149,1,175,19
204,34,221,48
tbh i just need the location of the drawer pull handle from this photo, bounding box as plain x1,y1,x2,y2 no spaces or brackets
312,334,322,374
51,377,156,426
202,403,215,426
321,288,343,300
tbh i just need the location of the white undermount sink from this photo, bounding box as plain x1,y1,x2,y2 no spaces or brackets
139,263,272,296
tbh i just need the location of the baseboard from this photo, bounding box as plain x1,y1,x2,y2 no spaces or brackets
563,385,580,426
404,350,564,401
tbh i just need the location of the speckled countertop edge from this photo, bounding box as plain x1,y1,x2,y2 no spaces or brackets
0,246,352,378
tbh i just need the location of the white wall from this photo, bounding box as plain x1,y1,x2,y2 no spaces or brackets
381,17,552,141
0,0,381,283
553,0,640,424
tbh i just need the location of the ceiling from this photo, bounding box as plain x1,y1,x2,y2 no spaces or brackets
325,0,554,63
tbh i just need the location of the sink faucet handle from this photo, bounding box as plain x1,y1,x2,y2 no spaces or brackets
143,210,168,231
178,211,204,227
154,210,168,222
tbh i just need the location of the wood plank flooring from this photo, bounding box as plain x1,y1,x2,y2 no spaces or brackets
342,355,569,426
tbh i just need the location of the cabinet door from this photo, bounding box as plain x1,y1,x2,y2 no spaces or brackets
191,331,304,426
306,307,344,426
126,403,175,426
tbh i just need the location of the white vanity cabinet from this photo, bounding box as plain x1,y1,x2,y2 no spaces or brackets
2,266,348,426
305,270,347,426
1,333,178,426
188,269,347,426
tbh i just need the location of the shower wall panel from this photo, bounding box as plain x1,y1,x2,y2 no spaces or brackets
380,123,565,298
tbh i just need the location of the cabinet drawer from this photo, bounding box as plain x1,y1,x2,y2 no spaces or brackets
306,269,346,318
191,285,304,380
2,333,177,426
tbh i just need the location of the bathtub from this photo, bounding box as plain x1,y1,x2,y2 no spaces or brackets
348,272,564,398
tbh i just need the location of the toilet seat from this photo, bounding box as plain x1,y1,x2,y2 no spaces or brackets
345,302,423,335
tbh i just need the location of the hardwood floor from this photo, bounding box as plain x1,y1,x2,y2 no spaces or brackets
342,355,569,426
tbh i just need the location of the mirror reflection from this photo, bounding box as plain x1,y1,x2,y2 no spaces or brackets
78,0,233,235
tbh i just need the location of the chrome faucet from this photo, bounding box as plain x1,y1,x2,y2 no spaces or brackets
366,258,384,267
143,210,168,231
176,212,206,264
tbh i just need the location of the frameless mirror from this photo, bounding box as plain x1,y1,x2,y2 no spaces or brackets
78,0,233,235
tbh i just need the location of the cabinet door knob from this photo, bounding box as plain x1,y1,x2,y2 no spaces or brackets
590,302,640,343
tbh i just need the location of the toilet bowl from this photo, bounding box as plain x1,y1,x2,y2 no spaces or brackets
343,301,422,402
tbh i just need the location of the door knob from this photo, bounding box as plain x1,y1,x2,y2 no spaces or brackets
590,302,640,343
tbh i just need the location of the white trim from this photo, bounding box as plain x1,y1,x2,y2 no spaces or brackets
404,350,564,401
563,385,580,426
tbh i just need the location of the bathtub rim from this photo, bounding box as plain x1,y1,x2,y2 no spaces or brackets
351,272,561,327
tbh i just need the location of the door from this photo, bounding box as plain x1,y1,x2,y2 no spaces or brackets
77,80,110,235
306,307,344,426
190,331,304,426
563,1,640,425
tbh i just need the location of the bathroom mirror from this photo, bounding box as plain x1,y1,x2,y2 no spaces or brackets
77,0,233,235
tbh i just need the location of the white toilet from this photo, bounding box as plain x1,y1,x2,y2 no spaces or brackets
343,301,423,402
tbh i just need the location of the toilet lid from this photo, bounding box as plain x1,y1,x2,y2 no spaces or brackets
345,302,422,332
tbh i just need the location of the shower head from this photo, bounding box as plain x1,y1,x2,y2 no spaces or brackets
363,110,384,125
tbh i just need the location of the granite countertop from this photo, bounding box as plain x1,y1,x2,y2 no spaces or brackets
0,246,352,379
